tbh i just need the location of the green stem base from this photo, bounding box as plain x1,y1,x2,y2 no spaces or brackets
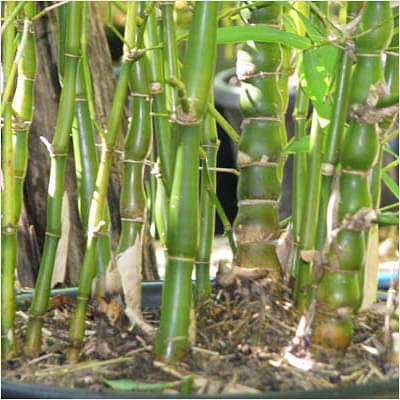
312,314,353,349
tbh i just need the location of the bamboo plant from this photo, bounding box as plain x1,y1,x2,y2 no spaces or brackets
67,2,139,362
154,2,218,363
24,2,83,357
2,1,18,359
233,2,288,280
313,2,394,348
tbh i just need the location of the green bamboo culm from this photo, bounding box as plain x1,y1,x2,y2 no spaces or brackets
12,2,37,224
1,1,18,359
289,2,310,282
67,2,139,362
160,1,180,175
24,2,82,357
115,4,152,330
370,14,399,210
196,111,219,301
145,6,172,251
154,2,218,363
315,4,354,252
233,2,288,279
313,2,393,349
292,1,329,310
293,111,325,310
71,3,113,298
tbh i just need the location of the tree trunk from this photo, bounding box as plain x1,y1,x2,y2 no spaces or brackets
18,2,124,286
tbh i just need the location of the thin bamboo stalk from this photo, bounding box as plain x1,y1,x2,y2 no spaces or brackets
290,81,309,281
24,2,83,357
313,2,394,349
115,4,152,332
196,111,219,301
71,3,113,298
145,7,172,193
154,2,218,363
293,2,329,310
160,1,180,172
67,2,139,362
293,111,325,310
1,1,18,360
145,5,173,252
233,2,288,279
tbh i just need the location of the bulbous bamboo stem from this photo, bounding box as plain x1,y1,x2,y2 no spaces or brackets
67,2,139,362
1,1,18,360
154,2,218,363
24,2,82,358
313,2,394,349
233,2,288,279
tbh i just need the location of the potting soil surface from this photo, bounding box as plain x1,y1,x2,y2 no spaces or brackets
2,279,398,395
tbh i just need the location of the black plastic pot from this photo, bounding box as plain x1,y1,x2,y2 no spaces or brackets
2,282,398,399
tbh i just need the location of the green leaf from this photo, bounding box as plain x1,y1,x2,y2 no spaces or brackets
300,45,339,125
289,6,325,43
283,135,310,154
216,25,311,49
283,14,298,35
383,158,400,171
382,170,399,199
383,144,399,159
103,379,176,392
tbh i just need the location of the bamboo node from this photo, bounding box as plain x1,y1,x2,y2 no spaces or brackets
168,255,195,263
341,168,370,177
129,92,151,100
194,260,210,265
150,82,162,94
238,199,279,206
238,154,279,168
340,207,376,231
120,217,145,223
64,52,81,59
321,163,336,176
45,231,61,239
12,117,31,131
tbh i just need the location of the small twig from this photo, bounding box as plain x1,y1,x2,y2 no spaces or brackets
32,1,71,21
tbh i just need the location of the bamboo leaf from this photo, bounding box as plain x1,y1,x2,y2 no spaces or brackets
383,158,400,171
283,135,310,154
283,15,298,35
300,45,339,125
288,6,325,42
216,25,311,49
382,170,399,199
103,379,176,392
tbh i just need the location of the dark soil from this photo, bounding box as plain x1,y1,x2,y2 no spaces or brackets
2,279,398,395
